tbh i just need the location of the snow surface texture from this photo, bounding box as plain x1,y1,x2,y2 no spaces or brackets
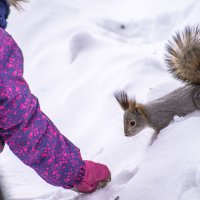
0,0,200,199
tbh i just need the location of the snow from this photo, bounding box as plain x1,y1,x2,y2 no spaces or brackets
0,0,200,199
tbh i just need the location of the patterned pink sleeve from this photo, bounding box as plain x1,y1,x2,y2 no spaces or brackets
0,28,85,189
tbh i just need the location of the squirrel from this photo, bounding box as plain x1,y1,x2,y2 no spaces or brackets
114,25,200,138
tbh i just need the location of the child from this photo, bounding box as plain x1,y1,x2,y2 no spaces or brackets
0,0,111,194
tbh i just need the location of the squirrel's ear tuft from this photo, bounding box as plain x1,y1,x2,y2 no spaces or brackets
129,99,136,112
114,91,129,111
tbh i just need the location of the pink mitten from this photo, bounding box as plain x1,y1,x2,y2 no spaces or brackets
75,160,111,193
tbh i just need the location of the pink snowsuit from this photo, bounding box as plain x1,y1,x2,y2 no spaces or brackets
0,0,111,193
0,27,86,188
0,28,111,193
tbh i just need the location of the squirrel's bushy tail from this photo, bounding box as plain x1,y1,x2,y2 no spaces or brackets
8,0,26,8
165,25,200,84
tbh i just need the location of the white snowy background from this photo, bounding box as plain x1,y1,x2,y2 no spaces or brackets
1,0,200,199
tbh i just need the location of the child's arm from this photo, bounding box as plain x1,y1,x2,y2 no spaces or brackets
0,28,85,189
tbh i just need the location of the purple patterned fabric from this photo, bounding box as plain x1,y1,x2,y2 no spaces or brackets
0,0,10,29
0,28,86,189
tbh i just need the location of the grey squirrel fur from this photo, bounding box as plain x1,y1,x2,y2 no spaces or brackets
145,85,200,132
115,25,200,138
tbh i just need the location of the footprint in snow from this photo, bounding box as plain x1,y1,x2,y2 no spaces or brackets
69,32,97,63
97,12,188,42
112,168,138,186
179,163,200,200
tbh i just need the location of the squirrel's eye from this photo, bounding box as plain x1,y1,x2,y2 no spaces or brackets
129,120,136,127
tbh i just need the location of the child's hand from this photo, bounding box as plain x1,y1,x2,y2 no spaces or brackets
74,160,111,193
